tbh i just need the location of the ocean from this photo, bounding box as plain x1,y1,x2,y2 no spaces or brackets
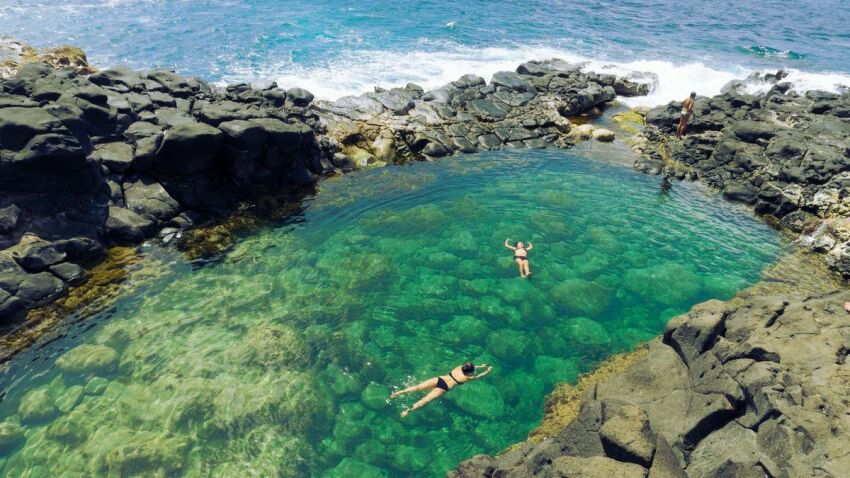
1,0,849,105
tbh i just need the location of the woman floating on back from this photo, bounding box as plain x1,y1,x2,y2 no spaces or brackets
390,362,493,417
505,238,533,278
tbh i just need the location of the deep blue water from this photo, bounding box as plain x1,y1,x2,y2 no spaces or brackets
1,0,849,103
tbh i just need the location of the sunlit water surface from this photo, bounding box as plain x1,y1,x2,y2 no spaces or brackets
0,147,783,477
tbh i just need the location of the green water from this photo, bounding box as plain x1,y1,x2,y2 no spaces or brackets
0,147,783,477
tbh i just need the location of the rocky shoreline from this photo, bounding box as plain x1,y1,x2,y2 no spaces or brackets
630,76,850,277
0,49,645,350
451,288,850,478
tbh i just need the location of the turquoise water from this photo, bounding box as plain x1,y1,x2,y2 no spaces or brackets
2,0,849,103
0,148,783,477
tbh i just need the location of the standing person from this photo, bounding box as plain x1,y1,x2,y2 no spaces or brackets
505,238,533,278
390,362,493,418
676,92,697,139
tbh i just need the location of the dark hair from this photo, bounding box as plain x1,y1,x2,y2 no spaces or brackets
690,91,697,98
462,362,475,375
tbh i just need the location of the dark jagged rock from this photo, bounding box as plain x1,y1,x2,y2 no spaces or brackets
48,262,85,284
104,206,153,243
451,291,850,478
153,121,223,175
14,271,67,307
633,83,850,277
0,205,21,233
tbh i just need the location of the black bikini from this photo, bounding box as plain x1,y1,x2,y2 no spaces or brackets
514,254,528,261
436,371,463,391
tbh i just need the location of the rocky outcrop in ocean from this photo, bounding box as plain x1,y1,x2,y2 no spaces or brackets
451,290,850,477
0,53,646,344
630,79,850,277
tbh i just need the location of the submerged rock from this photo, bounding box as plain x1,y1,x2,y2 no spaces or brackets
56,344,119,375
18,386,58,423
0,421,24,453
550,279,612,317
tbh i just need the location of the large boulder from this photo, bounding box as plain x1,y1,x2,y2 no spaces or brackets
11,239,66,272
154,121,223,175
92,141,134,173
122,176,181,223
0,204,21,233
18,386,58,423
14,271,67,307
0,288,26,323
285,87,314,107
491,71,536,93
103,206,154,243
599,404,656,467
731,120,778,143
218,120,268,183
56,344,119,375
0,106,62,151
88,66,144,92
550,279,612,317
614,77,651,97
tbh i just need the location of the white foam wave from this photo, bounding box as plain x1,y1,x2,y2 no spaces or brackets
219,43,850,107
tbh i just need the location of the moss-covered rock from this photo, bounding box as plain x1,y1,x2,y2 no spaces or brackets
486,329,532,361
562,316,612,348
88,428,190,477
623,263,702,306
332,417,371,452
361,383,390,411
226,323,308,369
443,315,490,346
84,376,109,395
18,386,58,423
209,425,314,477
353,439,388,467
534,355,580,387
322,458,388,478
46,405,90,443
210,371,321,433
0,421,24,453
448,381,505,419
550,279,612,317
56,344,119,375
390,444,429,473
322,365,363,397
55,384,84,413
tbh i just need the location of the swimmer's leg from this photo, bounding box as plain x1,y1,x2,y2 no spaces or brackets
390,377,437,399
401,388,446,418
515,258,525,277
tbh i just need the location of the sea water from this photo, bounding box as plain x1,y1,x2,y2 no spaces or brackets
0,147,783,477
1,0,850,104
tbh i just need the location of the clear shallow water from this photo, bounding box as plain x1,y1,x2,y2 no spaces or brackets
0,148,783,477
2,0,849,104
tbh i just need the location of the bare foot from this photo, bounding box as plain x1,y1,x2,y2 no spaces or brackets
390,391,401,399
844,301,850,313
400,409,410,418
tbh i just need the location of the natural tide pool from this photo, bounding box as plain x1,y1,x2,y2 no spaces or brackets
0,147,783,477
